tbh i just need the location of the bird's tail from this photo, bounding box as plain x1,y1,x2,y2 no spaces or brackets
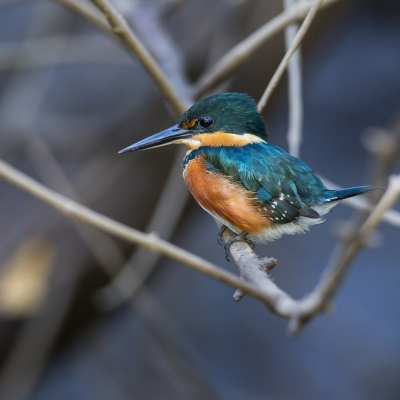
323,185,378,203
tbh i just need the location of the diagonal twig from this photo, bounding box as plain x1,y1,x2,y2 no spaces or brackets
89,0,187,115
195,0,340,98
258,0,323,113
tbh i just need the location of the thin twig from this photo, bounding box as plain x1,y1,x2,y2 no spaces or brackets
52,0,194,312
89,0,187,115
93,2,194,309
127,2,192,106
258,0,323,113
195,0,340,98
284,0,303,157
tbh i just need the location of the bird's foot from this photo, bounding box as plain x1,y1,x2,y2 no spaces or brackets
217,225,228,246
224,231,255,262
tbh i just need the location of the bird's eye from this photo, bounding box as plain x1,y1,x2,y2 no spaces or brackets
199,116,214,128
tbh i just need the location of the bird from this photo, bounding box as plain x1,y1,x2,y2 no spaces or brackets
119,93,376,260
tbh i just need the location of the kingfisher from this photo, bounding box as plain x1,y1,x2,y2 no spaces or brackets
119,93,375,260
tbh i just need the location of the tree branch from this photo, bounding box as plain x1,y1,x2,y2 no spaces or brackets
284,0,303,157
88,0,187,115
258,0,323,113
195,0,340,98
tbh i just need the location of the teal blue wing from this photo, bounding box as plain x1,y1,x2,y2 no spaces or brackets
202,143,323,224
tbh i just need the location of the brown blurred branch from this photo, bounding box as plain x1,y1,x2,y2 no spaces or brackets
89,0,187,115
195,0,340,98
258,0,323,112
54,0,194,308
92,2,194,309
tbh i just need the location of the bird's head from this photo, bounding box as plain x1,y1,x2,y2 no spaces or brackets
119,93,267,154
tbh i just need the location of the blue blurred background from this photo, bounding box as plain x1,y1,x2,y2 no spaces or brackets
0,0,399,399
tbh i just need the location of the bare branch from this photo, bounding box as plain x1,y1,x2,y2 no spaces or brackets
258,0,323,113
75,0,186,115
91,2,194,309
284,0,303,157
195,0,340,98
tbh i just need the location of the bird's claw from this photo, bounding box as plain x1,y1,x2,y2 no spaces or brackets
223,232,254,262
217,225,228,246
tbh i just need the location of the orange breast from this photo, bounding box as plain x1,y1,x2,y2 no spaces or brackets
183,155,272,234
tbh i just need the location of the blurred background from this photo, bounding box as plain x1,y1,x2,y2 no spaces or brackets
0,0,399,399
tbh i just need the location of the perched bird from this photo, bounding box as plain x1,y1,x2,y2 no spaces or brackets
119,93,375,259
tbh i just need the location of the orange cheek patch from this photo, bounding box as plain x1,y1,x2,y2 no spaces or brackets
183,156,271,234
193,131,263,147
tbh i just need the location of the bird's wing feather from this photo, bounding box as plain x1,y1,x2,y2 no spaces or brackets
203,143,322,224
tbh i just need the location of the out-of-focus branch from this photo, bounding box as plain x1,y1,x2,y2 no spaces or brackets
94,2,194,309
26,132,126,274
362,116,400,201
195,0,340,98
126,1,192,106
86,0,187,115
258,0,323,113
96,148,189,310
52,0,193,310
284,0,303,157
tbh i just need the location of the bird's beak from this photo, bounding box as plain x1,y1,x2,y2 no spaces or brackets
118,124,192,154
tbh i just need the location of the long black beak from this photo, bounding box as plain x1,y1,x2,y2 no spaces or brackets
118,124,192,154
